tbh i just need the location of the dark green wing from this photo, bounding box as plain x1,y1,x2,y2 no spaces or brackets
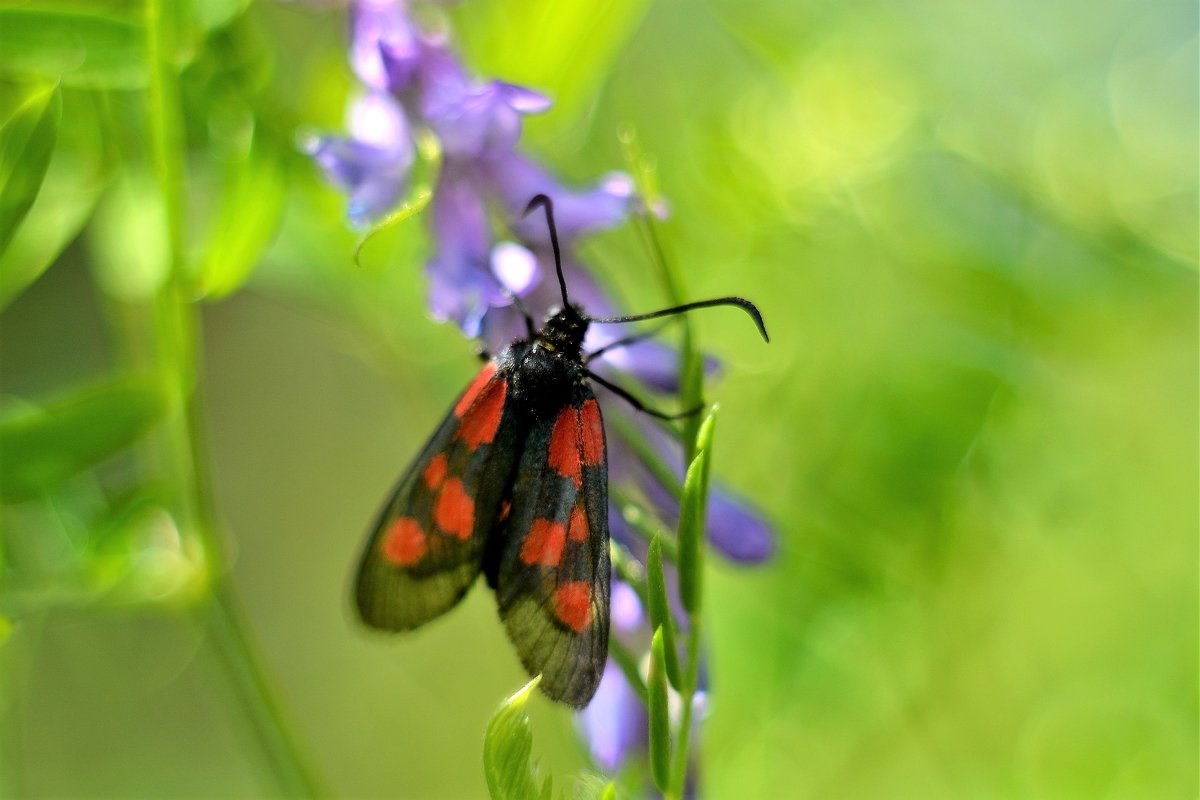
494,386,611,708
355,358,525,630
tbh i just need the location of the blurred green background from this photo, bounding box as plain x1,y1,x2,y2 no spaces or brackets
0,0,1196,797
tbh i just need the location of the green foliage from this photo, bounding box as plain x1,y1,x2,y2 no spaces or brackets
87,170,171,300
484,677,615,800
0,87,109,310
676,409,715,616
644,536,682,689
194,128,287,299
484,676,547,800
646,627,672,793
0,80,61,257
0,377,164,503
0,2,148,89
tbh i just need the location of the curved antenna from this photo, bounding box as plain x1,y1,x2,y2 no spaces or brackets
521,194,570,311
592,296,770,343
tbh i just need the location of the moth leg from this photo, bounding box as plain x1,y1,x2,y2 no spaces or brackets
585,370,702,421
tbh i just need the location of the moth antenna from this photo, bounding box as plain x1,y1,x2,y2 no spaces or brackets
522,194,570,312
592,296,769,343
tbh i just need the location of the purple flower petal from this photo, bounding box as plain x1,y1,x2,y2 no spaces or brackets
478,304,530,352
426,261,494,336
425,80,548,158
489,240,540,296
425,168,507,334
489,156,635,242
348,91,410,149
593,339,721,394
305,140,412,227
706,487,776,562
611,580,644,632
576,661,646,771
304,92,413,226
350,0,416,91
495,81,552,114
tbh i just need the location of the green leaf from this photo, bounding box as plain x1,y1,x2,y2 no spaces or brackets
0,3,148,89
569,774,617,800
193,0,251,34
646,535,683,690
677,408,717,615
647,627,672,794
0,377,166,503
0,80,61,257
694,408,717,502
484,676,544,800
87,171,171,301
0,88,110,310
195,128,287,299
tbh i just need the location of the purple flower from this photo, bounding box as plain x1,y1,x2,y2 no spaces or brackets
304,92,414,227
578,662,646,771
487,156,636,242
350,0,418,91
426,82,550,159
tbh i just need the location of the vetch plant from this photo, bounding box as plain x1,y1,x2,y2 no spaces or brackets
0,0,314,796
308,0,776,795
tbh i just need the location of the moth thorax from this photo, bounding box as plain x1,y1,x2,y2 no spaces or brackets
538,306,589,359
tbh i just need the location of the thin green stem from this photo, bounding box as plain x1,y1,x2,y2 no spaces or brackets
204,584,324,796
667,615,704,798
620,126,710,797
142,1,322,794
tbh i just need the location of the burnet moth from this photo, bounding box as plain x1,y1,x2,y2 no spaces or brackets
354,194,768,707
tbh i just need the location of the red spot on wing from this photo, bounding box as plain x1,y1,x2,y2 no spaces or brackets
554,581,592,632
455,362,497,417
457,378,507,450
520,518,566,566
434,478,475,540
548,408,582,485
499,499,512,522
579,400,604,466
423,453,448,489
568,505,588,542
381,517,427,566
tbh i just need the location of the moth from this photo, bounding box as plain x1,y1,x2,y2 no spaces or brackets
355,194,767,707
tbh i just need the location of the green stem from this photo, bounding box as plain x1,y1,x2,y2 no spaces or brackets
621,127,709,797
204,584,324,796
143,1,322,794
667,614,703,798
